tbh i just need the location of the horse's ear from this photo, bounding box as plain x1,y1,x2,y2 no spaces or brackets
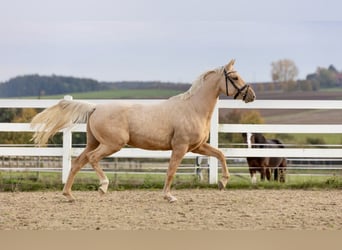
225,59,236,71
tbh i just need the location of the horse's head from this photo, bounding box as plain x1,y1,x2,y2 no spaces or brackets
251,133,267,148
242,133,266,148
219,59,256,103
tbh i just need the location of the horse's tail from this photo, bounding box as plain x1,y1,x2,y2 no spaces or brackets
31,100,96,146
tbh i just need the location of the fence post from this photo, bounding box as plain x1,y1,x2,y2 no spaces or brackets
62,95,73,183
209,105,219,184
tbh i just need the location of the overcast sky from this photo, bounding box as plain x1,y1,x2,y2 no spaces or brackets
1,0,342,83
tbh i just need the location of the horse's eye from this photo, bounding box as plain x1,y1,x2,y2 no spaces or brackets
232,76,238,81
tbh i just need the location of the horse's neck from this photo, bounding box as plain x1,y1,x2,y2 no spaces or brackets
189,77,220,120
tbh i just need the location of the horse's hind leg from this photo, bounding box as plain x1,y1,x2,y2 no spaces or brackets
62,148,93,202
87,144,122,195
62,125,99,201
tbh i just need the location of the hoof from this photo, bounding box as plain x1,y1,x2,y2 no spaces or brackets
218,176,229,190
164,195,178,203
63,192,76,202
218,180,225,190
99,179,109,195
98,186,107,195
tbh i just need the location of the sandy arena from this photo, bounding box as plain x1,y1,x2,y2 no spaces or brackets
0,189,341,230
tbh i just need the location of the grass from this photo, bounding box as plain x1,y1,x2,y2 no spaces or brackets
24,88,184,99
290,133,342,145
1,171,341,192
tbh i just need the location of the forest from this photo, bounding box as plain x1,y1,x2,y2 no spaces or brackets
0,75,188,98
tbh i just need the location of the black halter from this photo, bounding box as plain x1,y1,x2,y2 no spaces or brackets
224,68,250,100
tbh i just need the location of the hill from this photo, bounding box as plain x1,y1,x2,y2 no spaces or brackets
0,74,109,98
0,74,190,98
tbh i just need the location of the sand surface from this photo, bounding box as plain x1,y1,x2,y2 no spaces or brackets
1,189,341,230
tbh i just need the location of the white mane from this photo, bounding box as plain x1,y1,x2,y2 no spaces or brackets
170,67,223,101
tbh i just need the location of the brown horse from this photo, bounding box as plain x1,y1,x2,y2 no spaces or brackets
31,59,256,202
243,133,286,184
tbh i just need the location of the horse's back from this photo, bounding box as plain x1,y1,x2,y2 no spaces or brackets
267,139,286,167
268,139,285,148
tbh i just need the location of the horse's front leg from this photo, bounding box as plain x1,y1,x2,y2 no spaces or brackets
266,168,272,181
250,170,257,184
280,158,287,183
163,145,188,203
260,166,266,181
192,143,230,190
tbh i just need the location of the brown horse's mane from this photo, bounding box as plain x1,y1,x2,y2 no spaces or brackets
170,67,223,101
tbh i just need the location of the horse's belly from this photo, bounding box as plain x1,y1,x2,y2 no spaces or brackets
126,107,175,150
128,136,172,150
127,128,173,150
269,157,283,167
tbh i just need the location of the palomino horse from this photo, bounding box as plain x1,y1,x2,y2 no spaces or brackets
31,59,256,202
243,133,286,184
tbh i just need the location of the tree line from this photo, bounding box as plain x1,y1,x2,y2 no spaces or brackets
0,74,112,98
0,75,189,98
254,59,342,92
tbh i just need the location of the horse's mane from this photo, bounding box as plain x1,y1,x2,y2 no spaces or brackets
170,67,223,101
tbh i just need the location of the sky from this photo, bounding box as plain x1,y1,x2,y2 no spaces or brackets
1,0,342,84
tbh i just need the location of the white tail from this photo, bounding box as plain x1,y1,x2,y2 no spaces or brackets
30,100,96,146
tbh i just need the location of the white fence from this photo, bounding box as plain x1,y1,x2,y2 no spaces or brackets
0,97,341,184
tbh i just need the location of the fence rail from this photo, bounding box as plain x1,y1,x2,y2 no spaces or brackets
1,97,341,183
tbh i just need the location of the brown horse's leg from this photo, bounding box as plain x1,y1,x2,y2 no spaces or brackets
247,159,258,184
279,158,287,182
274,167,279,181
250,169,257,184
260,158,271,181
266,168,272,181
86,144,121,195
260,166,266,181
192,143,230,190
163,145,188,203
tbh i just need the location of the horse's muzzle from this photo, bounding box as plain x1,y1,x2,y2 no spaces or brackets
243,87,256,103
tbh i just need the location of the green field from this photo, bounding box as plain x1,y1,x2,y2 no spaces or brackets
241,133,342,146
33,88,183,99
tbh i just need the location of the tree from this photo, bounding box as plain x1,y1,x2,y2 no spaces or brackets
220,110,264,145
271,59,299,83
0,108,38,144
306,65,340,89
298,80,313,91
239,111,265,125
316,67,338,88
